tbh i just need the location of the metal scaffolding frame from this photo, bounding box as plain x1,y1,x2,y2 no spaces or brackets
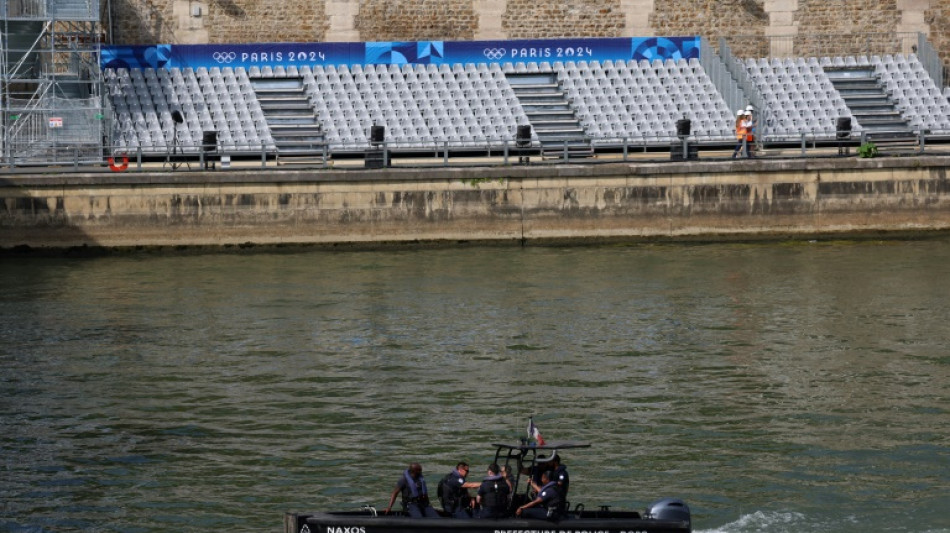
1,0,104,165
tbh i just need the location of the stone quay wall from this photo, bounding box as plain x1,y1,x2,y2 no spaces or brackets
108,1,950,75
3,158,950,251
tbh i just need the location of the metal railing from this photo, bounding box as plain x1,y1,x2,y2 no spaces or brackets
916,33,945,89
700,36,746,114
717,37,769,139
5,95,103,161
1,0,98,19
5,129,950,172
1,0,47,18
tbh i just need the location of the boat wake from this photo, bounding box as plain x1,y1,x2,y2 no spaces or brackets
696,510,950,533
696,511,816,533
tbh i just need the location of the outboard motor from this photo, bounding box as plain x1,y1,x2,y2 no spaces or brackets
645,498,691,527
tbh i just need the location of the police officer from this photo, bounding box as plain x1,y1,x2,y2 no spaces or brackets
475,463,511,518
524,452,566,498
515,470,562,520
385,462,440,518
440,461,481,517
549,454,569,500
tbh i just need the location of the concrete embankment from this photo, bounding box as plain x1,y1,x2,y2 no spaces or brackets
2,157,950,250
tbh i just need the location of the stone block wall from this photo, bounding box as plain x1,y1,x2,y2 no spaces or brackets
501,0,625,39
651,0,769,58
107,0,950,82
793,0,901,58
204,1,328,43
110,0,328,44
353,0,478,41
111,0,178,44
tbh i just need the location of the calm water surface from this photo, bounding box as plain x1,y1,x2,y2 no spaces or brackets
1,241,949,532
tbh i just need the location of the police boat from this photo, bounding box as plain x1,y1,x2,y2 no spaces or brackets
285,441,691,533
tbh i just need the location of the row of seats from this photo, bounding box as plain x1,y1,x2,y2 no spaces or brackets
106,67,275,152
558,58,734,142
300,62,531,148
743,53,950,139
744,57,853,138
871,55,950,131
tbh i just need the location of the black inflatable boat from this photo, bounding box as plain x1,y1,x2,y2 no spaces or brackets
285,441,691,533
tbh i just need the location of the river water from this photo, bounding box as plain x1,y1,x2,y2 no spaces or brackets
1,240,948,532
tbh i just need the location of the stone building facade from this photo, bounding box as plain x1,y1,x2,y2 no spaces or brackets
354,0,478,41
106,0,950,77
501,0,626,39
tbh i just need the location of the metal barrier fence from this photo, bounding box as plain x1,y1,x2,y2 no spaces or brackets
4,129,949,172
1,0,46,18
699,36,746,114
716,37,769,138
4,96,104,162
916,33,946,89
0,0,98,19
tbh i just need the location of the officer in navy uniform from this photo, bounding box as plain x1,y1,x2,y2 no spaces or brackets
521,453,554,494
440,461,481,518
385,462,440,518
515,470,562,520
549,454,570,501
525,452,566,497
475,463,511,518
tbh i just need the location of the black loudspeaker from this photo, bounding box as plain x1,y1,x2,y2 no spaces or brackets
202,130,218,152
836,117,852,139
516,125,532,147
171,110,184,124
675,118,691,137
370,125,385,145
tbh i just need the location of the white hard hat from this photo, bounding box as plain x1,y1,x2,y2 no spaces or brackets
745,105,754,112
737,110,744,117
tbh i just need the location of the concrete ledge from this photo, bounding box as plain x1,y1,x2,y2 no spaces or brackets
2,156,950,250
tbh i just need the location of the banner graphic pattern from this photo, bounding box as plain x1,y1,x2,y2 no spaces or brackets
102,36,700,70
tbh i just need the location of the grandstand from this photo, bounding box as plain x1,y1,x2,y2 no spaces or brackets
104,55,738,158
3,9,950,167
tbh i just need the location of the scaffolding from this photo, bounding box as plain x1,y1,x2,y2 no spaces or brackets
1,0,104,165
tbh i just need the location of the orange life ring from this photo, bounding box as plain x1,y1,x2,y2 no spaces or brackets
108,154,129,172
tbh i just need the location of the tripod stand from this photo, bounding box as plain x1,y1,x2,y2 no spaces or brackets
164,111,191,171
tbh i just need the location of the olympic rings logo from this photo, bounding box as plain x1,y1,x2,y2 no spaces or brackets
483,48,506,61
213,52,237,64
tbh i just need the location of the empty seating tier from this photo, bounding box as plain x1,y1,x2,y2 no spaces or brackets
103,49,950,158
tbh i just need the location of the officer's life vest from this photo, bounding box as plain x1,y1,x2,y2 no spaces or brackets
438,472,467,511
481,477,510,514
538,481,564,517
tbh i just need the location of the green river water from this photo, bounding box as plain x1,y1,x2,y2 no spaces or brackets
1,240,948,532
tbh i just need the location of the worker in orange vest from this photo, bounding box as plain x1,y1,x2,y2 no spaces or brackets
731,110,749,158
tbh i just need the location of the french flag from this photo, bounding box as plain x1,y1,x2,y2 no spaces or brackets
528,417,545,445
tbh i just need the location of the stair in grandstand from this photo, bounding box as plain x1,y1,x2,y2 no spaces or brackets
506,72,593,159
825,65,917,152
249,77,327,162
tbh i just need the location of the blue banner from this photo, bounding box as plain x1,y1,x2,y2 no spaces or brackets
101,36,700,70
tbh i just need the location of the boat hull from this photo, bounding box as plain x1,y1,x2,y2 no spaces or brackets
285,511,691,533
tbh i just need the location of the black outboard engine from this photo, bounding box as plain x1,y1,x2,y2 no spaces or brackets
645,498,691,527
